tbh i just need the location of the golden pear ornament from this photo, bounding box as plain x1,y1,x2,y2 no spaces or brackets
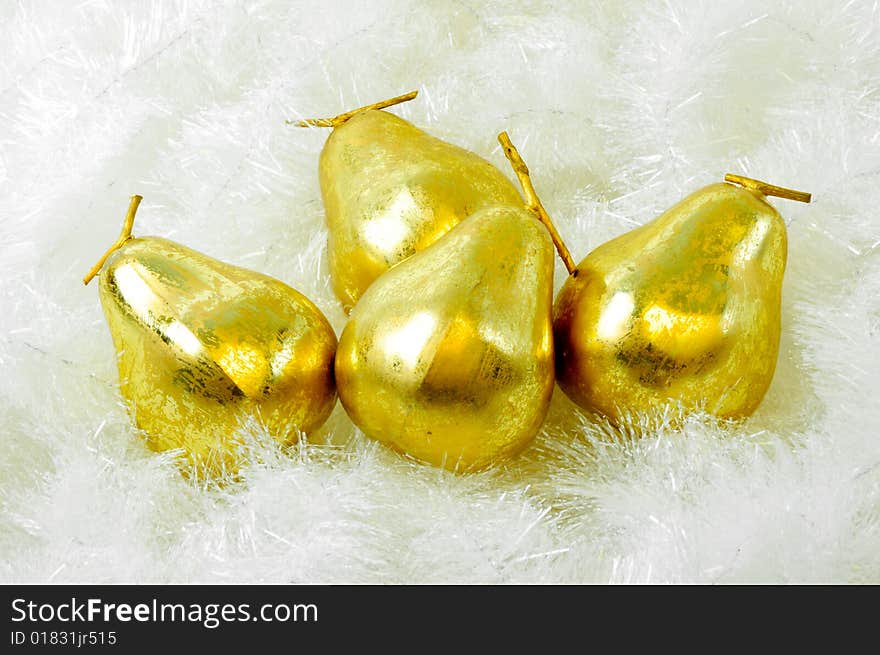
84,196,338,476
295,91,522,312
333,133,569,471
553,174,812,421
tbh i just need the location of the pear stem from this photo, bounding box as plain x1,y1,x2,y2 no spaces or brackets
498,131,577,275
290,90,419,128
82,195,142,285
724,173,811,203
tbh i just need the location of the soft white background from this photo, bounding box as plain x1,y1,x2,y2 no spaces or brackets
1,0,878,583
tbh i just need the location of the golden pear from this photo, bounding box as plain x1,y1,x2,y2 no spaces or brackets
334,204,556,471
553,175,811,421
84,197,337,476
296,91,522,312
334,133,572,471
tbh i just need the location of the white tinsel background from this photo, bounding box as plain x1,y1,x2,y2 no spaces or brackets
1,0,878,584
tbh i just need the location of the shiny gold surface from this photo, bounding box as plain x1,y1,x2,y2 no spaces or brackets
89,200,337,476
311,97,522,312
335,205,556,471
554,180,803,420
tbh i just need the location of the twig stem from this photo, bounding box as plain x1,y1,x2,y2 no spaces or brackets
724,173,811,203
498,131,577,275
83,195,142,285
290,90,419,128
